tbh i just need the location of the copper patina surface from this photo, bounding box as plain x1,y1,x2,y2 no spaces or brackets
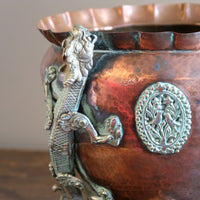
38,3,200,200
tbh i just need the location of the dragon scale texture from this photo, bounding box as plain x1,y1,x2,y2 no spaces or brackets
50,79,86,174
44,25,124,199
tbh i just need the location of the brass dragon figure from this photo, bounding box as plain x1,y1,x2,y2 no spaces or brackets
43,25,123,200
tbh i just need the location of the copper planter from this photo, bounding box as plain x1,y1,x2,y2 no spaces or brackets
38,3,200,200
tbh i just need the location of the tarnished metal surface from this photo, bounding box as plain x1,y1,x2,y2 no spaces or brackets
135,82,192,154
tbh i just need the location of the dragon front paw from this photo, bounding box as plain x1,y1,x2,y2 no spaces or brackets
105,116,124,146
97,115,123,147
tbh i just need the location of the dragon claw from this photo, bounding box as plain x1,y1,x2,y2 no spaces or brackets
104,116,124,147
96,135,114,143
89,188,113,200
57,173,84,190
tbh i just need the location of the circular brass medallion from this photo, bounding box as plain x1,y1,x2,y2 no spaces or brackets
135,82,192,154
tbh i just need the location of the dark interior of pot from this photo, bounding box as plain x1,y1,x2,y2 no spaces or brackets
106,24,200,33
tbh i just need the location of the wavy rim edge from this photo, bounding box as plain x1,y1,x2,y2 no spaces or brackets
37,3,200,33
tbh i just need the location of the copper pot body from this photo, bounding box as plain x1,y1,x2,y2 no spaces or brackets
39,4,200,200
41,45,200,200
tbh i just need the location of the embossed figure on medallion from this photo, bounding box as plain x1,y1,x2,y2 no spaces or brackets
135,82,192,154
43,25,124,200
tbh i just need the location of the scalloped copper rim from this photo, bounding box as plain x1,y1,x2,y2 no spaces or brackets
37,3,200,50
